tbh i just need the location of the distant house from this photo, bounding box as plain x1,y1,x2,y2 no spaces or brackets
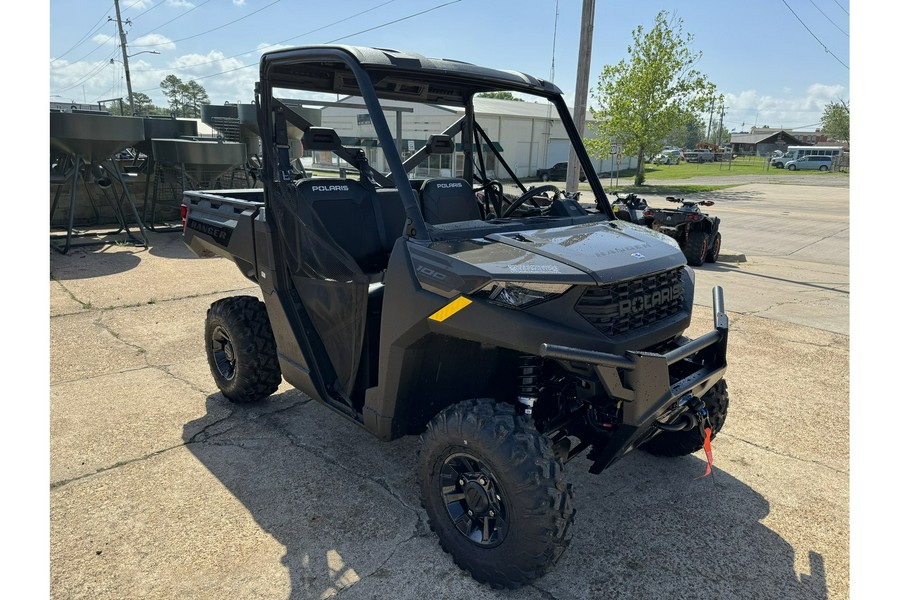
730,127,845,156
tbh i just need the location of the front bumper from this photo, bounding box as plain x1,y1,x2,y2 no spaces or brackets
540,286,729,473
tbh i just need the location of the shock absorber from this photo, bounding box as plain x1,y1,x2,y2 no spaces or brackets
517,355,542,416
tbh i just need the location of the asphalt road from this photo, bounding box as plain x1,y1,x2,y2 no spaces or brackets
49,179,850,599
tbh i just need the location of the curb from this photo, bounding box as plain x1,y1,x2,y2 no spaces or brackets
717,251,746,263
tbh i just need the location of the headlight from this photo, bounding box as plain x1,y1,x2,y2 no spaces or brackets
475,281,572,309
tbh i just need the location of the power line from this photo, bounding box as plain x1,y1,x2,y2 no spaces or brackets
131,0,279,47
130,0,397,75
51,47,120,94
125,0,166,22
134,0,461,95
50,3,114,64
327,0,463,43
808,0,848,37
56,25,120,69
132,0,213,38
780,0,849,69
831,0,849,16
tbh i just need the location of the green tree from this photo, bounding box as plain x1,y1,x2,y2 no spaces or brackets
664,110,705,150
477,91,523,101
586,11,717,185
130,92,156,116
160,74,187,117
182,80,210,118
821,100,849,144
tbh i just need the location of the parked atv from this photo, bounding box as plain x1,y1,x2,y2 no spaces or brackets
644,197,722,266
610,192,650,225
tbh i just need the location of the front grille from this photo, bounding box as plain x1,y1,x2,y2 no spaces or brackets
575,267,685,336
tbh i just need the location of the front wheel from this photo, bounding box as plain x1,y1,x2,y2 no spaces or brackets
683,230,708,266
205,296,282,403
788,164,797,171
418,399,574,589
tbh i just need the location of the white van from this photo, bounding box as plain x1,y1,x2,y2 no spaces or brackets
784,156,833,171
771,146,843,168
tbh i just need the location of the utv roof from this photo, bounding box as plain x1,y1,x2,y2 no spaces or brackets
259,45,564,106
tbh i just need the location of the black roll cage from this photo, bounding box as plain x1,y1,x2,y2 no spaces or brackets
256,45,614,244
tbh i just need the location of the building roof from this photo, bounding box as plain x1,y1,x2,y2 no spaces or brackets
730,130,805,145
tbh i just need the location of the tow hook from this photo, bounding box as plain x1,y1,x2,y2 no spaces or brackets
654,395,707,432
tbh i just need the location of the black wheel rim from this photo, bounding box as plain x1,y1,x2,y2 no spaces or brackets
211,325,236,380
439,452,508,547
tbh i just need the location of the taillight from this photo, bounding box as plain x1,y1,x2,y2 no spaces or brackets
644,209,654,217
180,204,188,232
688,214,702,221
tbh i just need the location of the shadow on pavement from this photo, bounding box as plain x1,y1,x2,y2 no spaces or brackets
184,393,829,599
49,243,144,280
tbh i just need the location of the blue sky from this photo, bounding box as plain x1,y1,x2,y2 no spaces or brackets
47,0,855,132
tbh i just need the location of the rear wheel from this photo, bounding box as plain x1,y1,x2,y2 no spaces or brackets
683,230,708,266
205,296,282,403
641,380,729,457
819,165,829,171
705,232,721,263
541,173,550,182
418,399,574,589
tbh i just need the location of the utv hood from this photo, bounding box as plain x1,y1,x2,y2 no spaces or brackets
484,221,685,283
411,220,686,296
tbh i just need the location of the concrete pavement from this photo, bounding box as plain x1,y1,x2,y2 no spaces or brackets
49,180,849,599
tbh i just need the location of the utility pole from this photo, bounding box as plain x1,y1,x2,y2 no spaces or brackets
717,101,725,146
112,0,135,115
566,0,595,195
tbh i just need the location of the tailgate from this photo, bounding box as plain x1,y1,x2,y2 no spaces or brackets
182,189,264,280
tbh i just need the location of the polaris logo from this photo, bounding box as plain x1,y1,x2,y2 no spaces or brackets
618,283,683,316
311,185,350,192
436,182,463,189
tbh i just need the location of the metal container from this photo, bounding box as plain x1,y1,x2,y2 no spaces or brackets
150,138,247,182
136,117,198,156
200,104,238,126
50,112,145,163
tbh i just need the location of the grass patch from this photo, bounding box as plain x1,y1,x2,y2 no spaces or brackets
605,183,741,195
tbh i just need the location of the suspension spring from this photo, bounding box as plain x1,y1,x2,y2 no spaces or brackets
517,355,542,415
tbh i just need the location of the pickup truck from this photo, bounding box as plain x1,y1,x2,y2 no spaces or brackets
684,149,714,163
536,161,586,182
181,44,730,590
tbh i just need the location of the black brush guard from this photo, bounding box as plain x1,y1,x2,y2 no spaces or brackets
540,286,728,473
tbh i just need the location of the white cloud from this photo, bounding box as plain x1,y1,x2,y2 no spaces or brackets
124,1,155,9
724,83,847,131
131,34,176,52
91,34,117,47
167,0,195,8
162,50,258,104
233,0,247,5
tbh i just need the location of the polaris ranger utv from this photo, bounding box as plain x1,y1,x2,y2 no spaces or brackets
182,45,730,589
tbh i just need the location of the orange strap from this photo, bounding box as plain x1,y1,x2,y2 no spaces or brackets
694,427,714,480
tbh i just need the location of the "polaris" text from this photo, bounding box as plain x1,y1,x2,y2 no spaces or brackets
618,283,683,316
311,185,350,192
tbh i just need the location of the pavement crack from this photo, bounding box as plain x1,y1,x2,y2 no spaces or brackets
330,532,421,597
787,226,850,258
721,433,848,474
50,442,187,490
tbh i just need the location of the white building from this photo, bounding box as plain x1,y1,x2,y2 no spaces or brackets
316,97,635,180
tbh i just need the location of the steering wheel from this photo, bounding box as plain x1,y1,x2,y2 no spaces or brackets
501,184,562,218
